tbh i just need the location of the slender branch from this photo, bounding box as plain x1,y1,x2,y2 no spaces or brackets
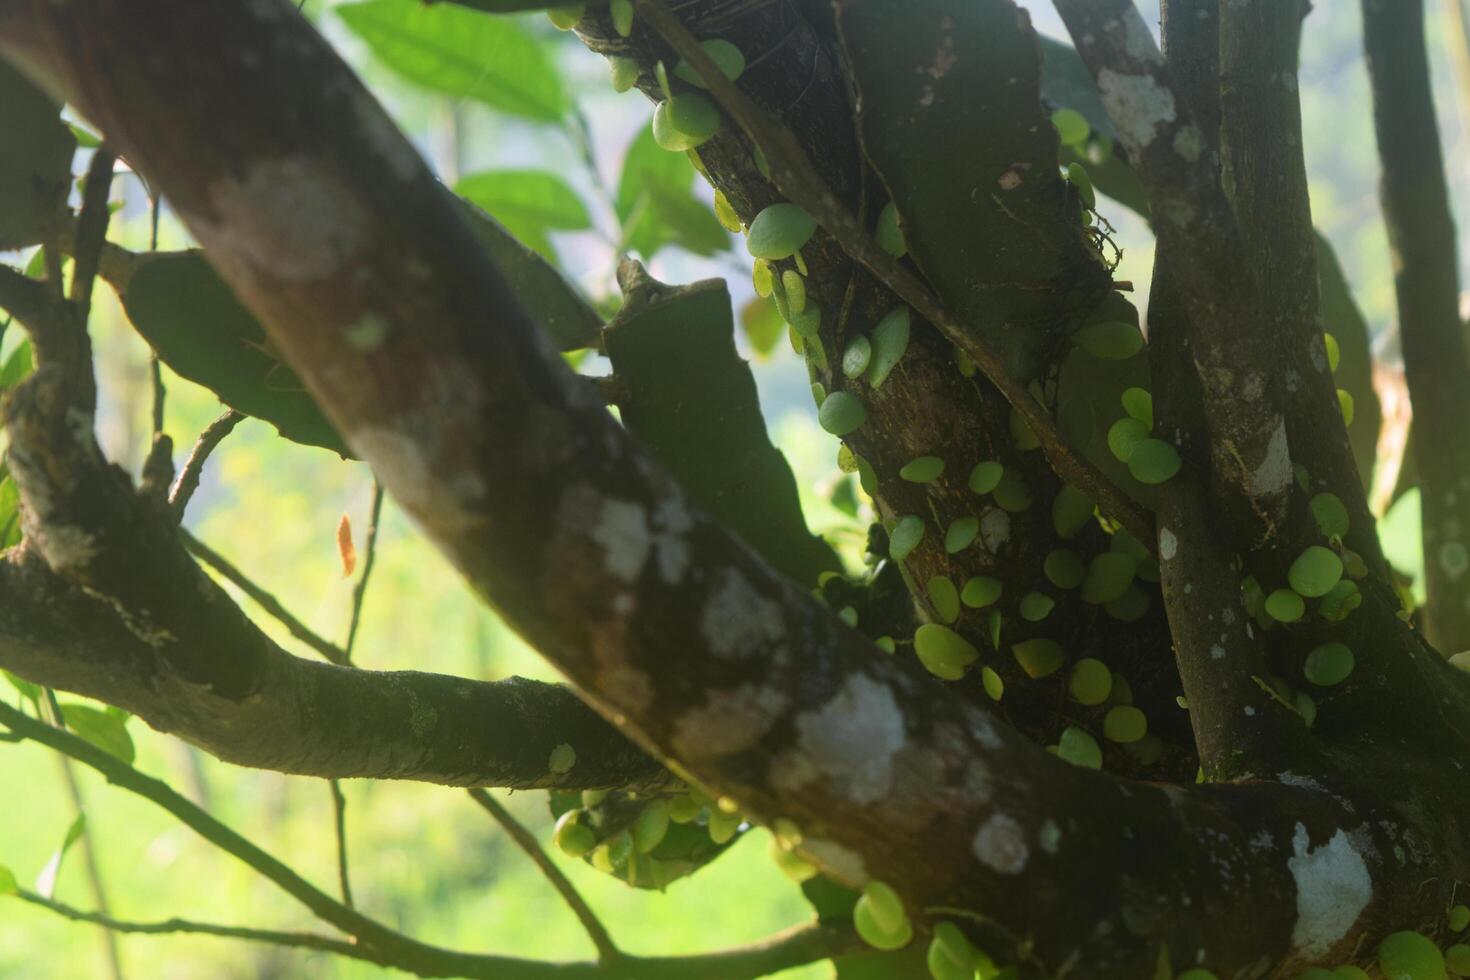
70,148,117,318
327,779,353,908
0,702,850,979
1362,0,1470,651
180,527,348,666
168,409,243,520
0,263,54,327
148,192,166,437
467,788,619,964
343,480,383,661
632,0,1154,549
11,889,367,961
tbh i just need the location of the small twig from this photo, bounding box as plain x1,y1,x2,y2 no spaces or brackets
342,481,384,662
169,410,244,520
70,148,118,317
10,889,366,961
467,788,620,964
179,528,348,665
328,779,354,908
633,0,1154,548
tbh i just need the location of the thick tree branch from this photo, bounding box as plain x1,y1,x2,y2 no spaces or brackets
1362,0,1470,651
0,551,670,791
1053,0,1300,556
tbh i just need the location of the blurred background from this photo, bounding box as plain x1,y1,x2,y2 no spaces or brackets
1,1,1466,976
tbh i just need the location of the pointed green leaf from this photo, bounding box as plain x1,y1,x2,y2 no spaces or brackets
35,813,86,899
59,702,135,765
603,271,838,585
337,0,566,120
455,168,592,261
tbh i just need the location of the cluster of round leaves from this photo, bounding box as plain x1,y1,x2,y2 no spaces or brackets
647,42,746,151
552,785,742,875
1172,925,1470,980
1107,386,1182,485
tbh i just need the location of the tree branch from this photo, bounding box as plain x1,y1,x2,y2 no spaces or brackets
0,702,847,979
181,526,348,666
169,409,243,519
0,550,671,791
1361,0,1470,651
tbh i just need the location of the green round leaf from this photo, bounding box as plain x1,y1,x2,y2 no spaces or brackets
961,575,1003,608
969,461,1005,496
853,890,912,950
1127,438,1182,485
927,576,961,624
889,515,925,561
1378,930,1445,980
1012,638,1064,678
1311,492,1350,540
1052,483,1095,539
981,666,1004,701
1057,725,1102,768
653,94,720,150
1069,657,1113,705
1081,552,1136,605
1019,591,1055,622
927,922,978,980
875,201,907,257
1044,548,1086,589
842,336,872,379
1265,588,1305,623
866,306,911,388
746,203,817,260
1107,417,1150,463
818,391,867,436
1075,321,1144,360
1289,545,1344,598
554,810,596,858
1303,642,1355,687
899,455,944,483
914,623,978,679
945,516,980,554
1065,161,1095,210
1121,387,1153,427
1103,705,1147,743
993,469,1033,512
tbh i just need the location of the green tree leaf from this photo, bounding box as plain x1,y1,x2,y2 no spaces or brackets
0,339,35,391
0,60,76,249
615,127,726,258
337,0,566,120
3,669,41,705
0,467,22,551
59,702,135,765
121,252,357,458
603,269,839,586
455,168,591,262
35,813,86,900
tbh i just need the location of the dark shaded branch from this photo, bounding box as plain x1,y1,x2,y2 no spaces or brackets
467,788,619,964
0,551,671,791
69,148,116,317
168,409,243,519
1361,0,1470,651
180,527,348,666
328,779,354,908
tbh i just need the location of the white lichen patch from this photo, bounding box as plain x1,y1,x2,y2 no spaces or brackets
1096,69,1177,149
699,567,784,659
670,684,791,760
1172,124,1204,162
1249,420,1292,500
1287,823,1371,959
973,813,1028,874
792,674,906,805
193,158,371,283
343,312,390,350
591,497,652,584
353,427,482,531
651,496,693,584
980,508,1011,552
1158,526,1178,561
1117,8,1161,62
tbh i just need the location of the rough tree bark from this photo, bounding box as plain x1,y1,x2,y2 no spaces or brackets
2,0,1470,976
